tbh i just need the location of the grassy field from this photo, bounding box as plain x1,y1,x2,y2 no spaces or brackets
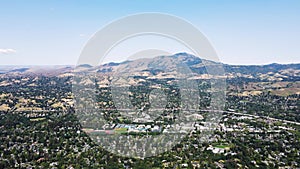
29,117,46,122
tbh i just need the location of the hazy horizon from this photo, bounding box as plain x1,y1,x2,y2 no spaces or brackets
0,51,299,67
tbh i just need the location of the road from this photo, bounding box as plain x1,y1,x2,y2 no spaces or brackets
11,107,300,126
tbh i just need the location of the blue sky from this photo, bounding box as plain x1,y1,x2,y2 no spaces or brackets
0,0,299,65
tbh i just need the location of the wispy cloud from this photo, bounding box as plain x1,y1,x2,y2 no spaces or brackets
0,48,17,54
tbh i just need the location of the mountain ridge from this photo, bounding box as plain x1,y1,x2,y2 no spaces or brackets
0,53,299,81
